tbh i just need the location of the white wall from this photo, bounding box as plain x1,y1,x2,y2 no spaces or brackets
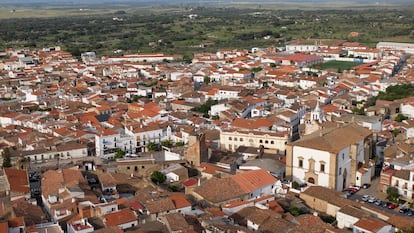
166,172,179,183
336,147,352,191
97,202,118,215
222,202,253,216
291,146,331,187
401,104,414,118
336,211,359,229
117,220,138,230
210,103,229,117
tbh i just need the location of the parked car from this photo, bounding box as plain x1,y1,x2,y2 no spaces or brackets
400,207,409,214
361,195,370,202
362,183,371,189
368,196,377,203
374,200,383,206
382,202,390,208
388,203,398,209
344,187,358,193
343,190,354,197
350,185,361,191
406,209,413,216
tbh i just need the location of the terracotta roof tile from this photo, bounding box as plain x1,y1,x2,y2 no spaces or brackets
8,216,24,227
354,217,389,232
169,195,191,209
145,198,176,213
104,208,137,227
231,169,277,193
290,124,372,153
4,168,29,194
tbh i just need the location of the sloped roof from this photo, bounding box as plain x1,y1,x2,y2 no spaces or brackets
231,169,277,193
193,177,246,204
290,124,372,153
104,208,137,227
4,168,29,194
169,195,191,209
194,169,276,204
354,217,389,232
145,197,176,214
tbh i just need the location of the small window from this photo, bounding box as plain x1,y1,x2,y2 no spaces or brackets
271,141,274,144
299,159,303,168
240,138,243,142
320,164,325,172
265,140,269,144
234,138,238,141
259,139,263,143
141,166,145,169
229,137,232,141
127,166,130,170
339,167,342,175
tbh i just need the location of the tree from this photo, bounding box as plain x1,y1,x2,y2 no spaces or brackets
191,97,218,118
151,171,166,184
147,142,157,151
395,114,408,122
175,141,185,147
393,128,401,137
168,184,179,192
161,140,172,148
203,76,211,85
386,186,400,202
352,107,366,115
288,206,308,216
2,148,12,168
211,115,219,120
114,149,125,159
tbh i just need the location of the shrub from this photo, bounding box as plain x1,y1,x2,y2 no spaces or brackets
386,186,399,202
151,171,166,184
292,181,300,189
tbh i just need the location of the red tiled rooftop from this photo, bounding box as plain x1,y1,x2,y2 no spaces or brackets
354,217,389,232
231,169,277,193
0,222,7,233
4,168,29,194
8,216,24,227
104,208,137,227
129,201,144,211
183,178,198,187
169,195,191,209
